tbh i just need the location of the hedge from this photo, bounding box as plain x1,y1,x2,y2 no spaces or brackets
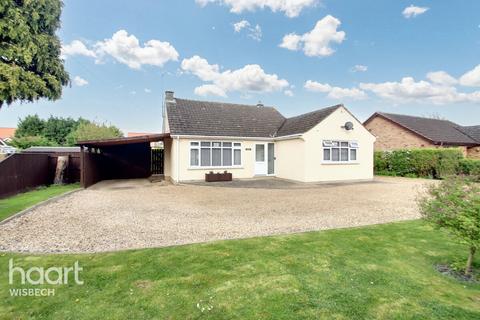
374,148,480,180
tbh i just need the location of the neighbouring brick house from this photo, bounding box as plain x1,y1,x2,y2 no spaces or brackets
363,112,480,159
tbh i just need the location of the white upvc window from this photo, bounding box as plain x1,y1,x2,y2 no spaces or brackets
190,141,242,168
322,140,359,163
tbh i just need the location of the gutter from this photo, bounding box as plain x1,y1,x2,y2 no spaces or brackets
170,134,304,141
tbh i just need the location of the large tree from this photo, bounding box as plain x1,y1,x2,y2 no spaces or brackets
43,115,77,145
0,0,69,107
14,114,45,137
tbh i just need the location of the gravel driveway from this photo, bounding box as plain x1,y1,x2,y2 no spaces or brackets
0,177,434,253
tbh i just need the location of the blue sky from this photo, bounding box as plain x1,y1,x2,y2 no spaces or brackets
1,0,480,133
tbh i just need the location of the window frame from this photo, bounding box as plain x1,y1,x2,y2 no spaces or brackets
322,140,359,164
189,141,242,169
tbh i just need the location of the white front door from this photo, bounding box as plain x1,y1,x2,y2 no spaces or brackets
255,144,267,175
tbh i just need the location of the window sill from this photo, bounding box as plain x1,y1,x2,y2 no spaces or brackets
321,162,360,165
188,166,244,170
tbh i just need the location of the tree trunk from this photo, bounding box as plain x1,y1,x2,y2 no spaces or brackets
465,246,476,275
54,156,69,185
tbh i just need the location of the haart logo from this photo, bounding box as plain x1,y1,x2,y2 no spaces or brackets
8,259,84,297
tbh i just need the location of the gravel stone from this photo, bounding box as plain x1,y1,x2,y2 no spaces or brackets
0,177,435,253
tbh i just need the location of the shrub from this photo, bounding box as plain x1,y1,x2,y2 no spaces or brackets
389,150,415,176
418,177,480,276
10,136,55,149
374,152,389,172
436,149,463,179
459,159,480,181
374,148,466,179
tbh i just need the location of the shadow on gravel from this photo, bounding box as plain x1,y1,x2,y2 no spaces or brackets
183,177,386,190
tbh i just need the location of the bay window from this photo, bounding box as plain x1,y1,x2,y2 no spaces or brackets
323,140,358,163
190,141,242,167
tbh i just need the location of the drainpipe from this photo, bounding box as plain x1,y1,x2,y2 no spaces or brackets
176,136,180,183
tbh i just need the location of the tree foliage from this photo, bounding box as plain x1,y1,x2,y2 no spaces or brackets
66,121,123,145
14,114,45,137
10,134,54,149
418,177,480,275
43,115,78,145
0,0,69,107
12,115,123,148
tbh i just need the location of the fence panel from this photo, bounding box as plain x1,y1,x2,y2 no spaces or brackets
0,153,81,199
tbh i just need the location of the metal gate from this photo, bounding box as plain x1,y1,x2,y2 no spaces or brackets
151,149,164,175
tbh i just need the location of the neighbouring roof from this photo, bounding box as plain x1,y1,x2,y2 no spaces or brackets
127,132,156,137
0,127,15,139
459,125,480,143
167,98,343,138
77,133,169,148
23,147,81,153
275,105,342,137
365,112,479,146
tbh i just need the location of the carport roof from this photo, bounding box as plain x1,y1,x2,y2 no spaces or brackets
77,133,169,148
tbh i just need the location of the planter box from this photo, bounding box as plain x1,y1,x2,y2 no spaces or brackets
205,171,232,182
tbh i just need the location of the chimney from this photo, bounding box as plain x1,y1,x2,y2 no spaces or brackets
256,101,264,108
165,91,175,104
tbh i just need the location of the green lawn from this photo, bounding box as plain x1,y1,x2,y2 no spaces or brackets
0,184,80,222
0,220,479,319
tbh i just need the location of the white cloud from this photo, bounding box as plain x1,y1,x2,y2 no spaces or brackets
305,80,367,100
73,76,88,87
351,65,368,72
181,55,289,97
144,88,152,93
459,64,480,87
195,84,227,97
426,71,457,86
196,0,318,18
301,64,480,105
279,33,302,51
402,5,429,18
360,77,480,104
233,20,262,41
280,15,346,57
284,89,294,97
94,30,179,69
180,55,220,81
61,40,96,59
233,20,250,32
248,24,262,41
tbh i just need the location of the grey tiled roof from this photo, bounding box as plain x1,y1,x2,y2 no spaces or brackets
168,98,286,138
167,98,343,138
459,125,480,143
275,105,342,137
374,112,478,145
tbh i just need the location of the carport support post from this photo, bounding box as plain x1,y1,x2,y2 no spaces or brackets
80,145,85,188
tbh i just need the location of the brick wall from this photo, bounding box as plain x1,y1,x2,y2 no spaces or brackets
364,116,434,151
467,146,480,159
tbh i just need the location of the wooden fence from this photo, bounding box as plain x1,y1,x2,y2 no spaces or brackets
0,152,81,199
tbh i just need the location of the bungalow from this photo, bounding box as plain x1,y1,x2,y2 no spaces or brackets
162,91,375,183
363,112,480,159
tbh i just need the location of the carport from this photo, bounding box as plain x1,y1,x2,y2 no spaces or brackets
77,133,170,188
